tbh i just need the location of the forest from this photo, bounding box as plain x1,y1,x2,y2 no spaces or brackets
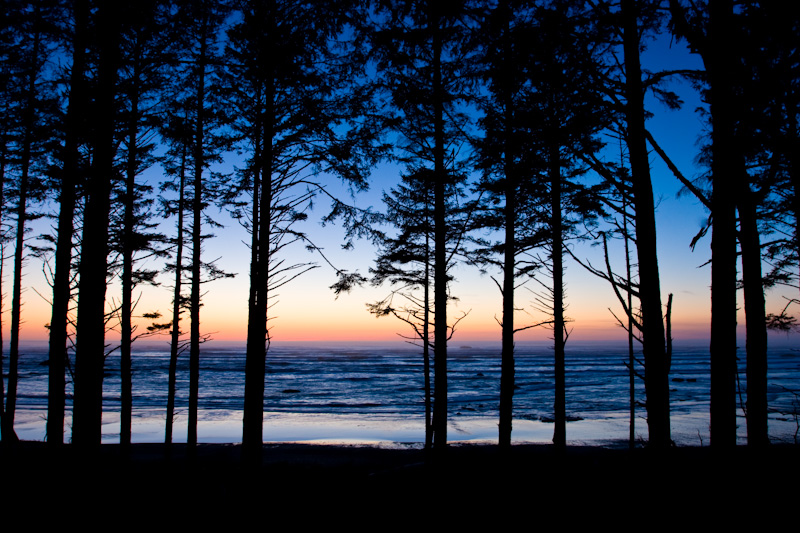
0,0,798,461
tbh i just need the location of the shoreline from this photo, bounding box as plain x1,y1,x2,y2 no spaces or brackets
10,407,800,447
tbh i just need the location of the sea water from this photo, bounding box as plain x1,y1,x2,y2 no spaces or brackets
4,340,799,446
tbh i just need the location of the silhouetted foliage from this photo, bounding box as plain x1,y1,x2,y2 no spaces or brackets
473,0,608,448
72,0,124,448
157,111,193,446
109,0,173,449
369,166,474,448
168,0,236,449
367,0,480,448
581,0,676,448
220,0,383,459
2,0,60,444
0,0,795,452
45,0,90,447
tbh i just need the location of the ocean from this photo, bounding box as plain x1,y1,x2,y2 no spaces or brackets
4,339,800,446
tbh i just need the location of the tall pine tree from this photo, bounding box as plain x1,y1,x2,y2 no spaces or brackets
223,0,383,460
369,0,478,450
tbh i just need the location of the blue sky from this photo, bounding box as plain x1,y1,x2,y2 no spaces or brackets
9,24,799,349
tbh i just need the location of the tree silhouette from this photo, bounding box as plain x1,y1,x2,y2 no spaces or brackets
72,0,122,447
615,0,674,448
669,0,746,448
471,0,558,448
158,112,192,447
575,0,679,448
170,0,235,449
369,0,478,449
369,167,473,449
670,1,800,447
474,0,607,448
2,0,58,443
112,0,171,450
0,0,10,440
221,0,384,460
732,2,800,447
45,0,89,448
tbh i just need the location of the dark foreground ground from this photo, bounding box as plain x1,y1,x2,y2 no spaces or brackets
2,441,798,525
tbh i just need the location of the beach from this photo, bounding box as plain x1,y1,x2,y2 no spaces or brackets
2,439,798,524
4,340,799,522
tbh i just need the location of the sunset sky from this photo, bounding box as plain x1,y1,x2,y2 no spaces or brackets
6,30,798,348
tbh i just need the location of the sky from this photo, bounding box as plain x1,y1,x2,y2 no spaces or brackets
5,27,799,348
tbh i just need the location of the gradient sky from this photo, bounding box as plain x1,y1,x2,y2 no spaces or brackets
6,29,798,348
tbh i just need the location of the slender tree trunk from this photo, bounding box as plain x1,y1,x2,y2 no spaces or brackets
188,16,208,449
242,157,263,455
430,2,448,450
738,183,768,446
624,192,636,449
621,0,670,448
48,0,88,448
120,52,143,450
423,231,432,449
4,14,43,444
707,0,739,448
551,144,566,450
243,94,274,460
243,4,275,460
73,2,121,447
498,0,515,449
165,145,186,446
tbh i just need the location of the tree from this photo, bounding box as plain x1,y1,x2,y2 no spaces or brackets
222,0,384,460
669,0,746,448
158,112,192,447
578,0,678,448
369,169,436,449
668,2,800,448
0,0,11,441
734,2,800,447
171,0,234,449
475,0,607,448
617,0,671,449
369,167,473,449
369,0,478,450
2,0,58,443
46,0,89,448
112,0,171,450
471,0,527,450
71,0,123,447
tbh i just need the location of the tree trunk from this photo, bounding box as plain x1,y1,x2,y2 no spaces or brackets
165,144,186,446
621,0,670,448
430,2,448,450
551,144,566,450
737,183,768,446
48,0,88,448
4,9,43,444
188,18,207,449
0,143,5,436
120,50,143,451
424,231,433,449
498,0,515,449
243,3,275,461
72,2,121,447
707,0,739,449
624,193,636,449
